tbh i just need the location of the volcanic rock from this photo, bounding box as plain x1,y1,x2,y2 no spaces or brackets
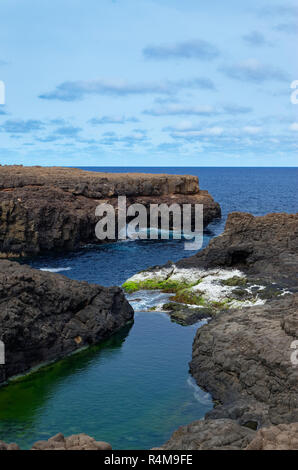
246,423,298,450
0,260,134,385
0,166,221,257
177,212,298,288
0,433,112,450
159,419,256,450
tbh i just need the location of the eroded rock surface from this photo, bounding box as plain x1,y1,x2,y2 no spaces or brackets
190,294,298,427
0,433,112,450
0,166,221,257
159,419,256,450
31,433,112,451
157,212,298,449
0,260,134,385
178,212,298,288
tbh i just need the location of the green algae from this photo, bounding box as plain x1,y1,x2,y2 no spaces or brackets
122,278,199,294
221,276,247,287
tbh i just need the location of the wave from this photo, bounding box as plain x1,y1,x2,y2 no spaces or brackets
187,376,213,406
126,290,172,312
39,267,72,273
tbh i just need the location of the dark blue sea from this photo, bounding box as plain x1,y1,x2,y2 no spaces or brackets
0,167,297,449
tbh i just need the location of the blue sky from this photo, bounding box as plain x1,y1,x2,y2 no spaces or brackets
0,0,297,166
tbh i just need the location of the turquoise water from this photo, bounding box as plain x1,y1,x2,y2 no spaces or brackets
0,312,211,450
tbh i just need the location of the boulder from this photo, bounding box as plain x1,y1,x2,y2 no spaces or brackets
246,423,298,450
0,260,134,385
159,419,256,450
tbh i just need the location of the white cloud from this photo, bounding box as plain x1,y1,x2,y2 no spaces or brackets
243,126,262,135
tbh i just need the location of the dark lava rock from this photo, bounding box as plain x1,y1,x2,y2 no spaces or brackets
0,166,221,257
0,260,134,385
163,302,213,326
178,212,298,289
190,294,298,427
158,212,298,449
246,423,298,450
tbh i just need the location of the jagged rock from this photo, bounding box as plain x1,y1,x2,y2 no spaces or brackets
0,433,112,450
157,212,298,449
163,302,214,326
246,423,298,450
0,441,20,450
31,433,112,451
159,419,256,450
190,293,298,427
0,166,220,257
178,212,298,288
0,260,134,385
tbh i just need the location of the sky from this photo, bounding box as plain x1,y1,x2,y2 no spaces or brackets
0,0,297,167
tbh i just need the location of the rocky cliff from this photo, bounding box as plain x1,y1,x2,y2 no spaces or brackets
178,212,298,288
0,260,134,385
0,165,221,257
156,212,298,449
191,293,298,428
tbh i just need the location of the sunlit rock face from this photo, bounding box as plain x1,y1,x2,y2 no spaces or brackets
0,166,221,257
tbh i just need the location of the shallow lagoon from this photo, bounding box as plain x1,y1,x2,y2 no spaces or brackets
0,310,211,449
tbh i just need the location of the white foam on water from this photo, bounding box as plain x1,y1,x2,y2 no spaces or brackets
187,376,213,406
127,266,174,283
39,267,72,273
126,290,172,312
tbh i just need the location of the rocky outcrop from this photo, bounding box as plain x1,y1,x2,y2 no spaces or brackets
0,166,220,257
158,419,256,450
178,212,298,288
0,260,134,385
158,420,298,451
157,212,298,449
31,433,112,451
191,294,298,428
181,213,298,427
122,213,298,325
0,441,20,450
0,433,112,450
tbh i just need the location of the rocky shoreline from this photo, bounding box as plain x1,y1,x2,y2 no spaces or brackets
0,166,221,258
0,165,297,451
123,212,298,449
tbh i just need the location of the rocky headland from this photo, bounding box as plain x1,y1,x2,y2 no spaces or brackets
0,165,221,258
123,212,298,449
0,260,133,386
